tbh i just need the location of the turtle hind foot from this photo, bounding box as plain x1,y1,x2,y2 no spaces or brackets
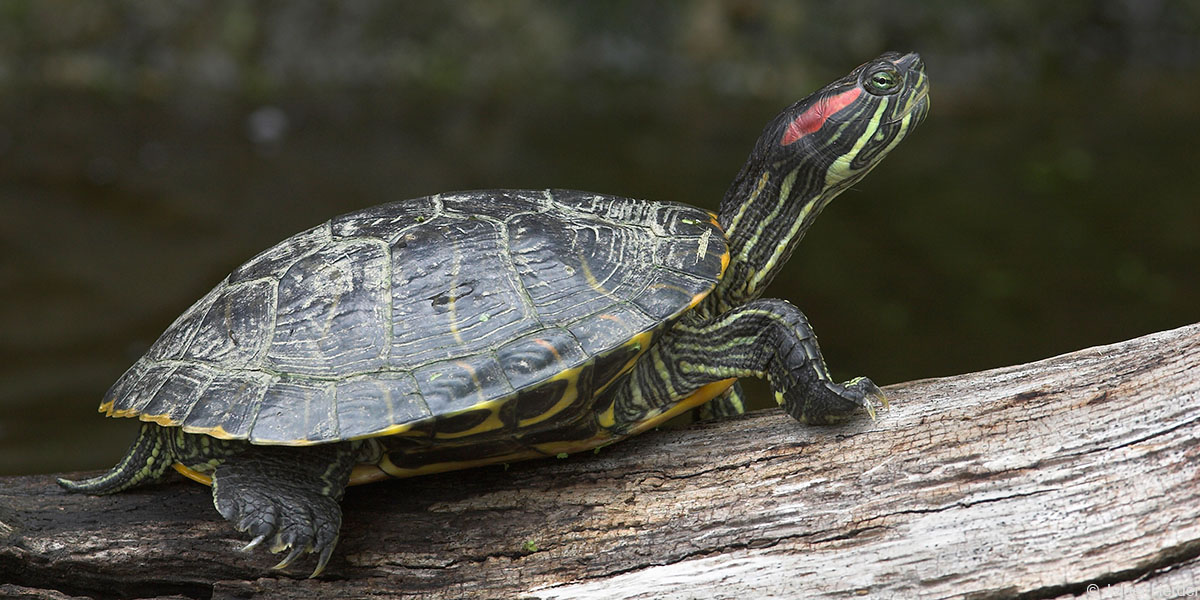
211,445,355,577
216,476,342,577
58,423,176,494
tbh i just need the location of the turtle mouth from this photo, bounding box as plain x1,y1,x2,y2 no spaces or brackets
889,80,930,125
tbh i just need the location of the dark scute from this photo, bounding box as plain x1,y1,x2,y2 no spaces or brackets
230,224,331,284
654,237,726,284
591,343,642,390
250,379,338,443
145,285,222,362
514,412,602,447
507,211,653,324
266,238,390,377
182,372,273,439
513,379,569,423
106,363,173,415
334,374,431,439
441,190,543,218
139,364,216,423
390,216,537,366
496,328,587,392
513,362,595,431
432,408,495,436
330,196,439,240
631,274,713,321
567,302,657,357
183,279,275,365
415,355,512,417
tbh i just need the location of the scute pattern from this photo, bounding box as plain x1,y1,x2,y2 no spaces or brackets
267,239,390,377
390,216,537,365
332,374,429,439
101,190,727,444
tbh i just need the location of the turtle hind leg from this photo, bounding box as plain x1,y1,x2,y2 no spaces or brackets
211,442,359,578
58,422,176,494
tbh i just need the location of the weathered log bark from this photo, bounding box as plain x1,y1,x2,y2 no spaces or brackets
2,323,1198,600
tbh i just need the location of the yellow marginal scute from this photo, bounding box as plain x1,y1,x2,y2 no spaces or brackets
594,330,657,429
374,448,545,480
348,421,420,441
433,403,507,440
140,413,181,427
100,399,146,419
181,424,238,440
705,210,732,281
518,365,583,428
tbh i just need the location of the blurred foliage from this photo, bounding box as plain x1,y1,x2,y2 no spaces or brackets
1,0,1198,474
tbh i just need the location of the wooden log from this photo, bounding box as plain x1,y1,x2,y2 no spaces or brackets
2,323,1198,599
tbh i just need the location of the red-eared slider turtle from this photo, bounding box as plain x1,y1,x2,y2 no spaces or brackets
60,51,929,576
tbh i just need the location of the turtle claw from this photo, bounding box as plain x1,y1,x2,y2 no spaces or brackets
311,538,338,578
212,455,346,577
786,376,887,424
841,376,888,421
241,533,268,552
274,543,309,571
844,376,888,421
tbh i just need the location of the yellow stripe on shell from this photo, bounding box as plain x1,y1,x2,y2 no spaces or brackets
375,447,546,480
181,424,239,440
594,329,655,427
371,378,735,483
517,364,583,428
431,406,507,440
594,329,654,390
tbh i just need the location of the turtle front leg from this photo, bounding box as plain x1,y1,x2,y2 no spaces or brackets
693,381,748,421
611,298,885,429
211,442,359,577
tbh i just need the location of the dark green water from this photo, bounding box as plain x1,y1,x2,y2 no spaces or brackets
2,2,1198,475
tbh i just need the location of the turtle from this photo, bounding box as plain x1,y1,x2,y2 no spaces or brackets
60,51,929,576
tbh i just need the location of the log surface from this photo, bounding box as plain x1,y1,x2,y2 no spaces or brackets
2,323,1198,600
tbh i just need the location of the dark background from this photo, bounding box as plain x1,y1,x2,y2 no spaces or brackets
2,1,1198,475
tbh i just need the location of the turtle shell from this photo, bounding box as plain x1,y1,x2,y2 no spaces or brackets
100,190,728,446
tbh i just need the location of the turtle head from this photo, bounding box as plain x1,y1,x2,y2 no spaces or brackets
712,51,929,310
768,51,929,189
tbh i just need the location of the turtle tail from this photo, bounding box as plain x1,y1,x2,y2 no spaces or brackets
58,422,176,494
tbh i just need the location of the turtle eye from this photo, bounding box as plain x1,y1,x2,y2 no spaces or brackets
865,67,901,95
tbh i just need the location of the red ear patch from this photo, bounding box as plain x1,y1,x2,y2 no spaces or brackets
780,87,863,146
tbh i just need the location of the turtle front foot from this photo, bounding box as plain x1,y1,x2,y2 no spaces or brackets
211,450,349,577
784,376,888,425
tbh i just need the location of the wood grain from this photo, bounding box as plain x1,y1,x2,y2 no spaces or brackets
2,323,1198,599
